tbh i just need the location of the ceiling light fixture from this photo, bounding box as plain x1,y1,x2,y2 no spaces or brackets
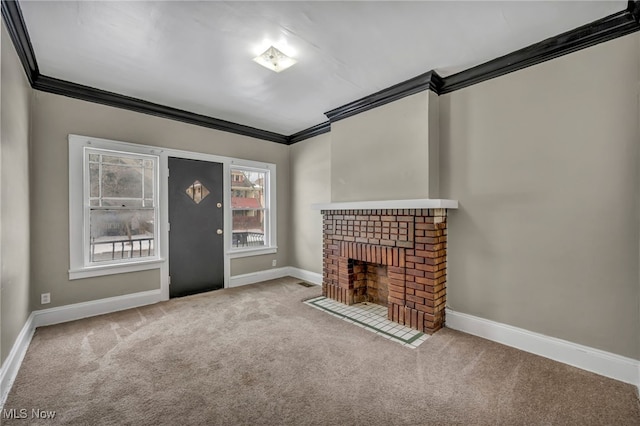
253,45,297,73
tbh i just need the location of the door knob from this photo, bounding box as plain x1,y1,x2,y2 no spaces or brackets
217,202,222,208
217,229,223,235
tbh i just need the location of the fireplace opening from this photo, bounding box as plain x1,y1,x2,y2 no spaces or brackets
352,261,388,306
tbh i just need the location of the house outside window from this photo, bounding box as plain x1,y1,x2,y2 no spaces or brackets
229,166,275,252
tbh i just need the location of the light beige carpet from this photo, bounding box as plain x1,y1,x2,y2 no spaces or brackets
4,277,639,425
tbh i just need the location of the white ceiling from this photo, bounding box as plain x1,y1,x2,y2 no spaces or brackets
20,1,626,135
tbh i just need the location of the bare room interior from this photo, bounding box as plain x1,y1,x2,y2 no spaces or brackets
1,0,639,424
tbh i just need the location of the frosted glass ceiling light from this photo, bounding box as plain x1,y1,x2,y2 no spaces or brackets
253,45,297,73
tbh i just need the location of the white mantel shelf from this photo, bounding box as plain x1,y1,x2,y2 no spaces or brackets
311,199,458,211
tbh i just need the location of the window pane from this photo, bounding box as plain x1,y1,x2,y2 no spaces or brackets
89,209,155,263
102,164,143,198
230,170,265,209
89,163,100,198
231,209,265,248
144,167,154,199
102,155,142,166
100,199,144,207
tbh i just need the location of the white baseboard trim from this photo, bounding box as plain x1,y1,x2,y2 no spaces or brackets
445,308,640,387
1,289,163,408
287,267,322,285
33,289,163,328
228,267,291,288
228,267,322,288
0,313,35,409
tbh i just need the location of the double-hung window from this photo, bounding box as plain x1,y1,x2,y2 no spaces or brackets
229,164,276,255
69,135,162,279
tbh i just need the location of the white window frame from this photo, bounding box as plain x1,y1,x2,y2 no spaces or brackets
227,159,277,258
69,135,164,280
69,135,277,286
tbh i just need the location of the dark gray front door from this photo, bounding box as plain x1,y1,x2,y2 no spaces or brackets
168,157,224,297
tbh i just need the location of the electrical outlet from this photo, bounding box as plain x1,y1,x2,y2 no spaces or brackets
272,259,277,267
41,293,51,304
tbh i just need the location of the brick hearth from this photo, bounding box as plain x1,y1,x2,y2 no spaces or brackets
322,209,447,334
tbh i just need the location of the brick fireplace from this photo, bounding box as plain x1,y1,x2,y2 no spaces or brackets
317,205,455,334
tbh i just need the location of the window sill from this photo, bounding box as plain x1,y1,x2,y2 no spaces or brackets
227,247,277,259
69,258,165,280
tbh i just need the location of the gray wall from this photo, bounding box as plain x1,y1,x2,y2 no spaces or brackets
30,91,290,310
289,133,331,273
331,91,435,202
288,33,640,360
440,33,640,359
1,22,32,364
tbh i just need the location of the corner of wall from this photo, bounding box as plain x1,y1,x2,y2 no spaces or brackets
1,18,34,367
637,30,640,395
428,90,440,198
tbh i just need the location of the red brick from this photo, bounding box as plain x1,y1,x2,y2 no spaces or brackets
415,304,434,314
388,280,405,291
424,270,446,279
396,240,413,249
415,236,438,245
424,256,446,266
388,289,405,300
416,263,438,272
417,249,446,259
406,281,425,291
415,290,436,300
406,294,425,305
388,265,404,274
